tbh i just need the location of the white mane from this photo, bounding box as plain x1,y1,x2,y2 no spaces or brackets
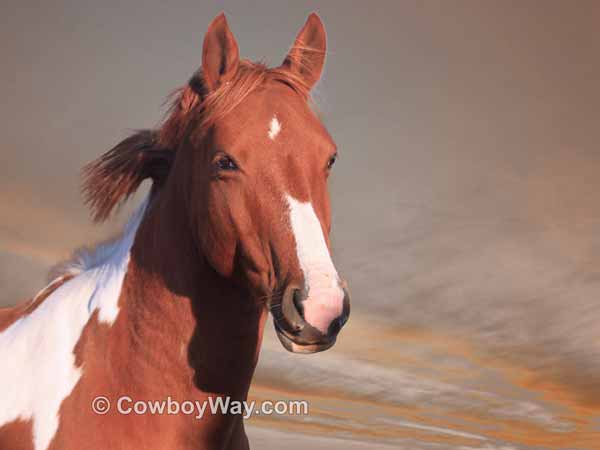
50,197,149,280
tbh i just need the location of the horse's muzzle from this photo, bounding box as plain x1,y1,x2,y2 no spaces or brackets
272,282,350,354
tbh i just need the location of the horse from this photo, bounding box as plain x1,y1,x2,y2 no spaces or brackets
0,12,350,450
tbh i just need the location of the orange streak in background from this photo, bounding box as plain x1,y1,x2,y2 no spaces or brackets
253,316,600,448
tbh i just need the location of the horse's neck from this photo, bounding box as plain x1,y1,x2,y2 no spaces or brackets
110,195,267,401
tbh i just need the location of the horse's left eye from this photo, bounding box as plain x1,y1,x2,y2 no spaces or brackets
327,153,337,170
215,155,238,171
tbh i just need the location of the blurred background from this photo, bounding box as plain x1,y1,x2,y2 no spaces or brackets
2,1,599,448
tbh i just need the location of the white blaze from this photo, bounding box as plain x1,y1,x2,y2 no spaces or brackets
268,115,281,140
0,196,148,450
286,195,344,333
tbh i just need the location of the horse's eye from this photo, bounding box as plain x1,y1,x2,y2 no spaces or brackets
327,153,338,170
214,154,238,171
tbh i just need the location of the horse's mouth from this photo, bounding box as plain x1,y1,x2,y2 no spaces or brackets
273,321,336,354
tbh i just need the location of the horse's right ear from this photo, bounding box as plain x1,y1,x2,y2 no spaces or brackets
82,130,172,222
202,13,240,92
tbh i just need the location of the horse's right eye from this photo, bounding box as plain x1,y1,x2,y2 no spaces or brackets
214,154,238,171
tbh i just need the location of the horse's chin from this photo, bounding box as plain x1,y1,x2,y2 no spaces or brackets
273,323,336,354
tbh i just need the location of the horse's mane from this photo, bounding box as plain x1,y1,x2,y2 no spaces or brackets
64,52,320,279
82,57,314,223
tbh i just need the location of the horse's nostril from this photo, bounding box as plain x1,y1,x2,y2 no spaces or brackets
292,288,305,319
280,285,307,334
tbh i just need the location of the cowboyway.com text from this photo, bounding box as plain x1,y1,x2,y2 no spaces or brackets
91,395,309,419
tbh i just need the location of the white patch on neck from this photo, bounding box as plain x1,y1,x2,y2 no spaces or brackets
286,195,344,333
0,196,148,450
268,115,281,140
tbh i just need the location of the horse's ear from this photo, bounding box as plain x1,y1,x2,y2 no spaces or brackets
202,13,240,91
82,130,172,222
281,13,327,91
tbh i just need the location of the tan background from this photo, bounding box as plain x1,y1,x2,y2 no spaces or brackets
2,1,600,448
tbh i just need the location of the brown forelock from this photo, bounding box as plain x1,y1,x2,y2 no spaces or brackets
158,60,313,150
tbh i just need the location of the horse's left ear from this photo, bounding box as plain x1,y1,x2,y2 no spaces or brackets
281,13,327,91
202,13,240,91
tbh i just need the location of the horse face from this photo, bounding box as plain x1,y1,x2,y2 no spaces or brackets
190,14,349,353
